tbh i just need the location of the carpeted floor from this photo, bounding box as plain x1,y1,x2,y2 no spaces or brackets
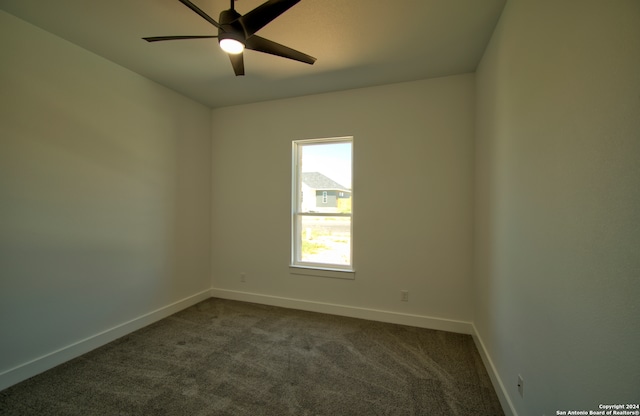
0,298,504,415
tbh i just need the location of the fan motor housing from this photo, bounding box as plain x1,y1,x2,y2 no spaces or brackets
218,9,244,43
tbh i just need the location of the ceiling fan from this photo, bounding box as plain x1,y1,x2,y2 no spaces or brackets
143,0,316,76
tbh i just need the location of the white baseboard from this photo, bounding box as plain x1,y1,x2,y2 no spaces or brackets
0,289,212,391
471,324,517,416
211,288,473,334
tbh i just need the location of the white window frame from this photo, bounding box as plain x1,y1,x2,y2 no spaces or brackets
291,137,354,277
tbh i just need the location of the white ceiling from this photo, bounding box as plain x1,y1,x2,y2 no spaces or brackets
1,0,506,108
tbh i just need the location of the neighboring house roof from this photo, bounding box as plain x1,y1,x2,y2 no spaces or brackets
301,172,350,191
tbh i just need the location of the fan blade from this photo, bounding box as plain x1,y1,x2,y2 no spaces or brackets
238,0,300,38
245,35,316,65
143,35,217,42
178,0,222,30
229,53,245,76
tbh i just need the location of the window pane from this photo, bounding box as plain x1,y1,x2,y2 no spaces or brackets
300,142,352,214
299,216,351,266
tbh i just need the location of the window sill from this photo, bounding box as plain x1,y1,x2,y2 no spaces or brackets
289,266,355,280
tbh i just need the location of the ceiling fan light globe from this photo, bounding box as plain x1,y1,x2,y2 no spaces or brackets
220,38,245,54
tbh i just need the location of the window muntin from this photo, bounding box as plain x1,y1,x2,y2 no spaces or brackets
292,137,353,271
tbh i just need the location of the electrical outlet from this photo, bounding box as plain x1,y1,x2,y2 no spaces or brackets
400,290,409,302
517,374,524,397
240,273,246,283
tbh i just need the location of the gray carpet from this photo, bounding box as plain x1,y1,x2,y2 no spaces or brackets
0,298,504,415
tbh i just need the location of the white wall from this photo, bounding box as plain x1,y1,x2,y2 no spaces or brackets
474,1,640,414
0,11,212,389
211,74,475,331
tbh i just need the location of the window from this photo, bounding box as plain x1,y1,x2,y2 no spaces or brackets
292,137,353,273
